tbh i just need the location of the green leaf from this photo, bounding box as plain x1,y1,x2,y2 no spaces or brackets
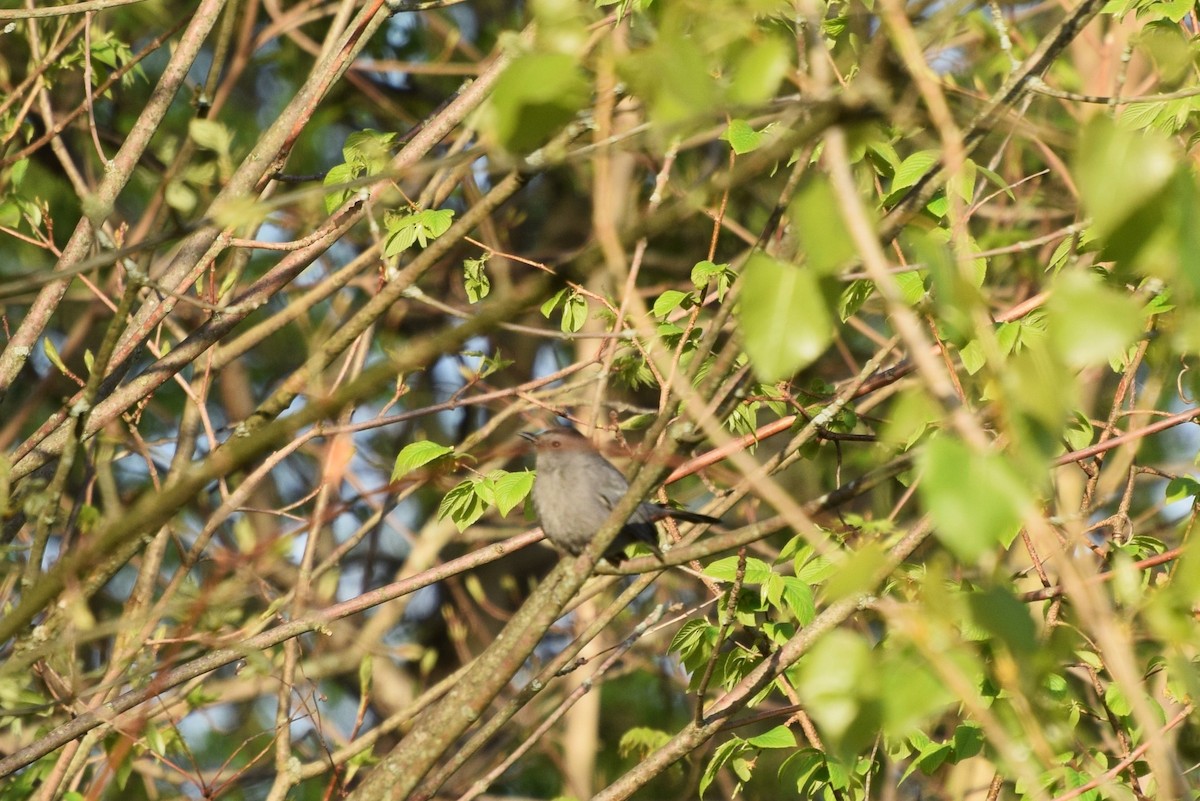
1104,682,1131,717
1117,101,1163,132
323,162,360,213
463,257,490,303
950,157,977,203
703,555,774,584
778,576,815,624
746,725,796,749
794,553,836,584
541,287,568,318
493,470,534,516
894,270,928,306
115,751,133,789
918,436,1030,563
669,618,716,657
722,118,766,155
437,480,489,532
9,158,29,189
691,260,722,286
391,441,455,481
358,654,373,696
653,289,691,318
691,260,735,300
0,199,20,229
42,338,67,375
736,254,833,381
560,291,588,333
384,208,456,256
953,722,984,759
892,150,940,190
838,279,874,321
911,740,953,775
423,208,454,237
1165,476,1200,504
701,738,749,797
342,129,396,170
1064,410,1094,451
958,340,985,375
975,161,1013,199
779,750,826,795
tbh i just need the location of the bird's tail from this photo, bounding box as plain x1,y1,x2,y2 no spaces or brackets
662,508,722,527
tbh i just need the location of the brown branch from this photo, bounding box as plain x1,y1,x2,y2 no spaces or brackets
1020,547,1184,602
0,281,546,653
0,528,544,778
1054,406,1200,467
1047,705,1192,801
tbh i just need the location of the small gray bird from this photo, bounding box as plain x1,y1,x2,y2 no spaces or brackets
520,427,720,561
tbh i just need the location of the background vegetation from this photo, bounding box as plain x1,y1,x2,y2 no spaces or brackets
1,0,1199,798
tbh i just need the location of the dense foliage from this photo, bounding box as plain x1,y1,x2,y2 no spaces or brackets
1,0,1200,799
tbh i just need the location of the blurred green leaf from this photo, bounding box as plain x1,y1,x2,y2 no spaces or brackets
737,254,833,381
1047,271,1143,368
728,36,790,106
790,178,857,275
619,727,671,758
967,586,1038,656
9,158,28,189
824,543,888,601
796,629,879,757
479,53,589,152
919,436,1030,562
1076,116,1175,241
622,28,718,125
189,118,233,156
0,200,19,229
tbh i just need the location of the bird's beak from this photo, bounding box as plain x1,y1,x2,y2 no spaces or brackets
519,431,540,443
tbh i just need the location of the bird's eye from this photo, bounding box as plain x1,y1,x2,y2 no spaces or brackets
551,440,561,448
